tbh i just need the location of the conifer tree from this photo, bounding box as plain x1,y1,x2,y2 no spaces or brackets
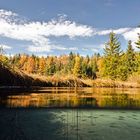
67,52,75,74
46,57,56,75
103,32,122,79
126,40,138,74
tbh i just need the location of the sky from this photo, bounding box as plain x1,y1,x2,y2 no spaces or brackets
0,0,140,56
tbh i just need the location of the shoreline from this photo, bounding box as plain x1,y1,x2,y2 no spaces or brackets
1,79,140,89
1,63,140,89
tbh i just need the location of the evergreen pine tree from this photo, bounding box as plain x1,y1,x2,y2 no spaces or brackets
126,40,138,74
103,32,122,80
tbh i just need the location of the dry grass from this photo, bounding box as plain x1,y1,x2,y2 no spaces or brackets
82,78,140,88
26,73,87,87
1,63,140,88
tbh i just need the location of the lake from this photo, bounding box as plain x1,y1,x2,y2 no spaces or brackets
0,87,140,140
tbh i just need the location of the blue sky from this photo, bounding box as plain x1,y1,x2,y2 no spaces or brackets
0,0,140,56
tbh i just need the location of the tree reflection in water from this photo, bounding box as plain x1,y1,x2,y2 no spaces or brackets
0,87,140,109
0,87,140,140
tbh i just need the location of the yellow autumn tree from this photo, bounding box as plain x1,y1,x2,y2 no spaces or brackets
26,56,35,73
0,46,8,66
38,57,46,75
19,54,28,70
97,57,105,78
73,55,81,77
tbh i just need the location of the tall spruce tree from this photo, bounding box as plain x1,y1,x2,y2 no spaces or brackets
103,32,122,80
126,40,138,74
118,41,137,81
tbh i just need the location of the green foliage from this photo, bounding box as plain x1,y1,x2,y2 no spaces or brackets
118,54,128,81
104,32,121,56
125,40,138,74
135,53,140,74
46,57,56,75
1,32,140,81
103,32,122,80
118,41,138,80
67,52,75,74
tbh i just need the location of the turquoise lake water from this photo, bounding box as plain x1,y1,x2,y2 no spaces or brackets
0,87,140,140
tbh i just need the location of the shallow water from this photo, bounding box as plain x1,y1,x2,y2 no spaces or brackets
0,109,140,140
0,88,140,140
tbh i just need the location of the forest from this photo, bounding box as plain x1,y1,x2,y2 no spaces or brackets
0,32,140,86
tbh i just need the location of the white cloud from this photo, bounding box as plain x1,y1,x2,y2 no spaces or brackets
27,43,78,52
81,44,103,52
91,48,99,52
0,44,12,50
122,28,140,44
96,28,131,35
68,47,78,50
52,45,78,51
0,9,93,53
27,45,51,53
0,9,140,54
95,28,140,49
51,45,68,51
96,27,140,50
98,44,105,49
0,9,17,20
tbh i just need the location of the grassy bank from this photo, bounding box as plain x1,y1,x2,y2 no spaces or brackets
82,78,140,88
30,74,140,88
0,63,140,88
0,64,87,87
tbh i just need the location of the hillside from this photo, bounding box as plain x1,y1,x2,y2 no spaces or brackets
1,60,140,88
0,63,88,87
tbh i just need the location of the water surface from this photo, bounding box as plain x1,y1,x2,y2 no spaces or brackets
0,87,140,109
0,88,140,140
